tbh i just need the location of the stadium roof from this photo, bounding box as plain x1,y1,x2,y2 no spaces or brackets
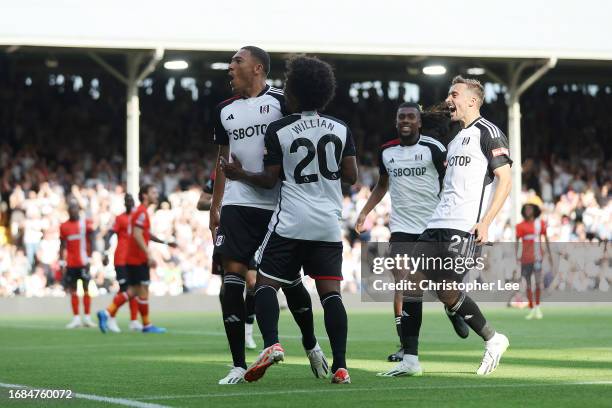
2,0,612,61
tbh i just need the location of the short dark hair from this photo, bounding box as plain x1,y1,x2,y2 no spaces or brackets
284,55,336,111
241,46,270,76
138,184,154,202
397,102,422,114
451,75,484,107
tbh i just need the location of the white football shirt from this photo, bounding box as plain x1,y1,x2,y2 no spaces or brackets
213,85,286,210
263,111,356,242
427,117,512,232
379,135,446,234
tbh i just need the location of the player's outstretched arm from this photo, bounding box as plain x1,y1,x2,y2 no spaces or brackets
150,234,178,248
473,164,512,243
355,174,388,234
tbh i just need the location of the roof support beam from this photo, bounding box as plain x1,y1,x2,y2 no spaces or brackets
88,48,164,196
485,58,557,238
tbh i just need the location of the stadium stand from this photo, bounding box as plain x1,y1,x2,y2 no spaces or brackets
0,75,610,297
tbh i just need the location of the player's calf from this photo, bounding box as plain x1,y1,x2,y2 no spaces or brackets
221,273,247,368
320,291,348,374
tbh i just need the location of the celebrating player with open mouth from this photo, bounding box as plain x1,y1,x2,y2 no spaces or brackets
211,47,328,385
222,55,358,384
381,76,512,377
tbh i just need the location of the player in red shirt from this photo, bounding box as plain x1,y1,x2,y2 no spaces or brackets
97,193,140,333
97,185,176,334
515,202,553,320
59,201,95,329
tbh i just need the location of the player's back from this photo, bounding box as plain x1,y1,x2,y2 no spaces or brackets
264,111,355,242
113,212,131,266
60,218,91,267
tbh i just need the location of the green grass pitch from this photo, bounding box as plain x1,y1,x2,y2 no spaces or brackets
1,306,611,407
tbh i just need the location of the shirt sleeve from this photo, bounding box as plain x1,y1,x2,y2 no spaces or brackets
263,124,283,166
86,220,94,233
134,211,147,228
377,148,388,176
59,224,66,240
431,145,447,191
279,96,289,116
515,224,523,239
342,127,356,158
213,104,229,146
480,126,512,171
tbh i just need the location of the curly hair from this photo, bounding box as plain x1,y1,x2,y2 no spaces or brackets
284,55,336,111
421,102,453,142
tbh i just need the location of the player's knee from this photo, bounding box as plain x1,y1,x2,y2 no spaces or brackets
320,290,342,306
255,273,281,289
138,286,149,299
222,258,248,277
315,279,340,296
283,281,312,310
436,289,459,306
245,272,256,289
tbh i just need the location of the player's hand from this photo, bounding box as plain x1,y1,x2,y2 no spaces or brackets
209,207,220,240
147,254,157,269
220,154,244,180
471,222,489,244
355,212,367,234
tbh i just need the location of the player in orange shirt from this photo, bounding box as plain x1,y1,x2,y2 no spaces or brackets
98,193,141,332
97,185,176,333
515,202,553,320
59,201,96,329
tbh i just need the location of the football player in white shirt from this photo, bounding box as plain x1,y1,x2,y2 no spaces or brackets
211,47,325,385
381,76,512,377
222,55,358,384
356,102,469,363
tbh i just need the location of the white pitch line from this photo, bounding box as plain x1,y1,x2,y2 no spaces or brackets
0,382,171,408
134,380,612,400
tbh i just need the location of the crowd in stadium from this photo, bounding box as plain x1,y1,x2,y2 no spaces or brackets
0,75,610,298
